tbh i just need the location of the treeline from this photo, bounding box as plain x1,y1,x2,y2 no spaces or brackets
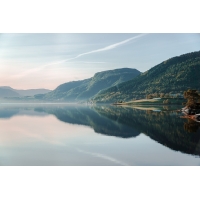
146,93,183,99
94,51,200,103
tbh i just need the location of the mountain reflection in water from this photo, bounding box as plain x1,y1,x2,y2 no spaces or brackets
1,104,200,157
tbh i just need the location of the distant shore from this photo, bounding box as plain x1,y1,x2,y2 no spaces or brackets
113,98,185,106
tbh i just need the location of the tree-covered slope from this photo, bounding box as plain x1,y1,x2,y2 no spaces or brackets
39,68,141,101
93,51,200,103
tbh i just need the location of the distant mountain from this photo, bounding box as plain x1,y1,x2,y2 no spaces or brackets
0,87,20,98
0,86,51,98
93,51,200,103
37,68,141,101
16,88,51,96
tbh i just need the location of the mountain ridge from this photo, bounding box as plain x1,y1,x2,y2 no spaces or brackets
93,51,200,103
0,86,51,98
37,68,141,101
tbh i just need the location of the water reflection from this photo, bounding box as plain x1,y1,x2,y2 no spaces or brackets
184,119,200,133
95,106,200,156
0,104,200,157
34,106,140,138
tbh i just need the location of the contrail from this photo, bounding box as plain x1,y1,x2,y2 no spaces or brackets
75,33,147,58
14,34,148,78
41,33,147,68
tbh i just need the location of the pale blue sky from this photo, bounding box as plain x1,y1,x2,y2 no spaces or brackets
0,33,200,89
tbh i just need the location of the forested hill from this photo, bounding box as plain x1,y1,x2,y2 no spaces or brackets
38,68,141,101
93,51,200,103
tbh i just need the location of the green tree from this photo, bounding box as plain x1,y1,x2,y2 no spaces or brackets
147,94,153,99
164,93,170,98
160,93,165,98
184,89,200,108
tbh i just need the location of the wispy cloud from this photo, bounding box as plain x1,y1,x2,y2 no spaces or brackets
14,34,147,78
41,33,147,68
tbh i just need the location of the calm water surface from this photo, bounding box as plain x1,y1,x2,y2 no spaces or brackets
0,104,200,166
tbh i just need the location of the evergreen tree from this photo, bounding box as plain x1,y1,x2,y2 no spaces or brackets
184,89,200,108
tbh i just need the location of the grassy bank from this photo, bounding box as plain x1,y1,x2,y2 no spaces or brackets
113,98,185,106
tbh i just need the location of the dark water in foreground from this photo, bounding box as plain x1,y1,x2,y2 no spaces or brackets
0,104,200,166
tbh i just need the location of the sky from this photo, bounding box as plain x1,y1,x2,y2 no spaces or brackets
0,33,200,90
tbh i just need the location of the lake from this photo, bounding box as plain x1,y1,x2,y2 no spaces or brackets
0,104,200,166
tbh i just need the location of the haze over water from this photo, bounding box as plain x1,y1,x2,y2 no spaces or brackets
0,104,200,166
